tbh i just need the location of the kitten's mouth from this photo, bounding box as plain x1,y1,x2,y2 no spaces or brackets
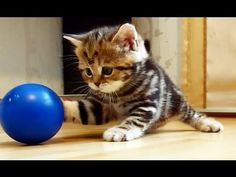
88,83,110,93
88,81,125,93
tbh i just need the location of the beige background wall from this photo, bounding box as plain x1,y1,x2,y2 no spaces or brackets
132,17,182,86
0,18,63,97
207,18,236,109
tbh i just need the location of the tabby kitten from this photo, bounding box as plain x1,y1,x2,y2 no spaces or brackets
63,23,223,142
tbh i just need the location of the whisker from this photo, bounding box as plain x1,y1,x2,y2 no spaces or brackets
108,93,112,114
64,61,79,68
112,92,116,103
70,85,88,93
79,87,90,94
69,81,86,84
61,54,77,58
110,92,113,103
101,92,105,103
128,78,143,89
85,88,92,98
104,93,107,103
114,91,121,101
111,92,117,103
62,57,78,61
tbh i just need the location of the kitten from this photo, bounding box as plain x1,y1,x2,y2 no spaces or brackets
63,23,223,142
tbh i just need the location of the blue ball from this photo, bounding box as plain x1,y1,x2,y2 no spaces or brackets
0,83,64,145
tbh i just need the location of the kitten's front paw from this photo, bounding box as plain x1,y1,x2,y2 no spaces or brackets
103,126,144,142
198,118,224,132
62,100,80,123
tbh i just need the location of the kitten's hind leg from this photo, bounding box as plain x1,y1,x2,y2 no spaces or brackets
179,102,223,132
145,119,168,133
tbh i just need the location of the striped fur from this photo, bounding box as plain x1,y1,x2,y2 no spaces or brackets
63,23,223,142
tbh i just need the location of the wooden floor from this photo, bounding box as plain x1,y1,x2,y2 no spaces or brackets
0,117,235,160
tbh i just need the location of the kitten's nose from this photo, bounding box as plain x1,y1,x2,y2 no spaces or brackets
94,82,100,87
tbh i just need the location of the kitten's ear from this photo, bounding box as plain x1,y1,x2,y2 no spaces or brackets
111,23,138,51
63,34,82,47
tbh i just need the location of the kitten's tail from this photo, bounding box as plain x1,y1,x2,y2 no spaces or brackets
179,101,223,132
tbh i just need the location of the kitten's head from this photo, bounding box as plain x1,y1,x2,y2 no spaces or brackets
64,23,149,93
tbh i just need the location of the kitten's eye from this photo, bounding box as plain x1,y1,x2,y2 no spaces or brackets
85,68,92,77
102,67,113,76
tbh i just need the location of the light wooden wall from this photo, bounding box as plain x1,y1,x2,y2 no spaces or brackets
181,18,206,108
0,18,63,97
